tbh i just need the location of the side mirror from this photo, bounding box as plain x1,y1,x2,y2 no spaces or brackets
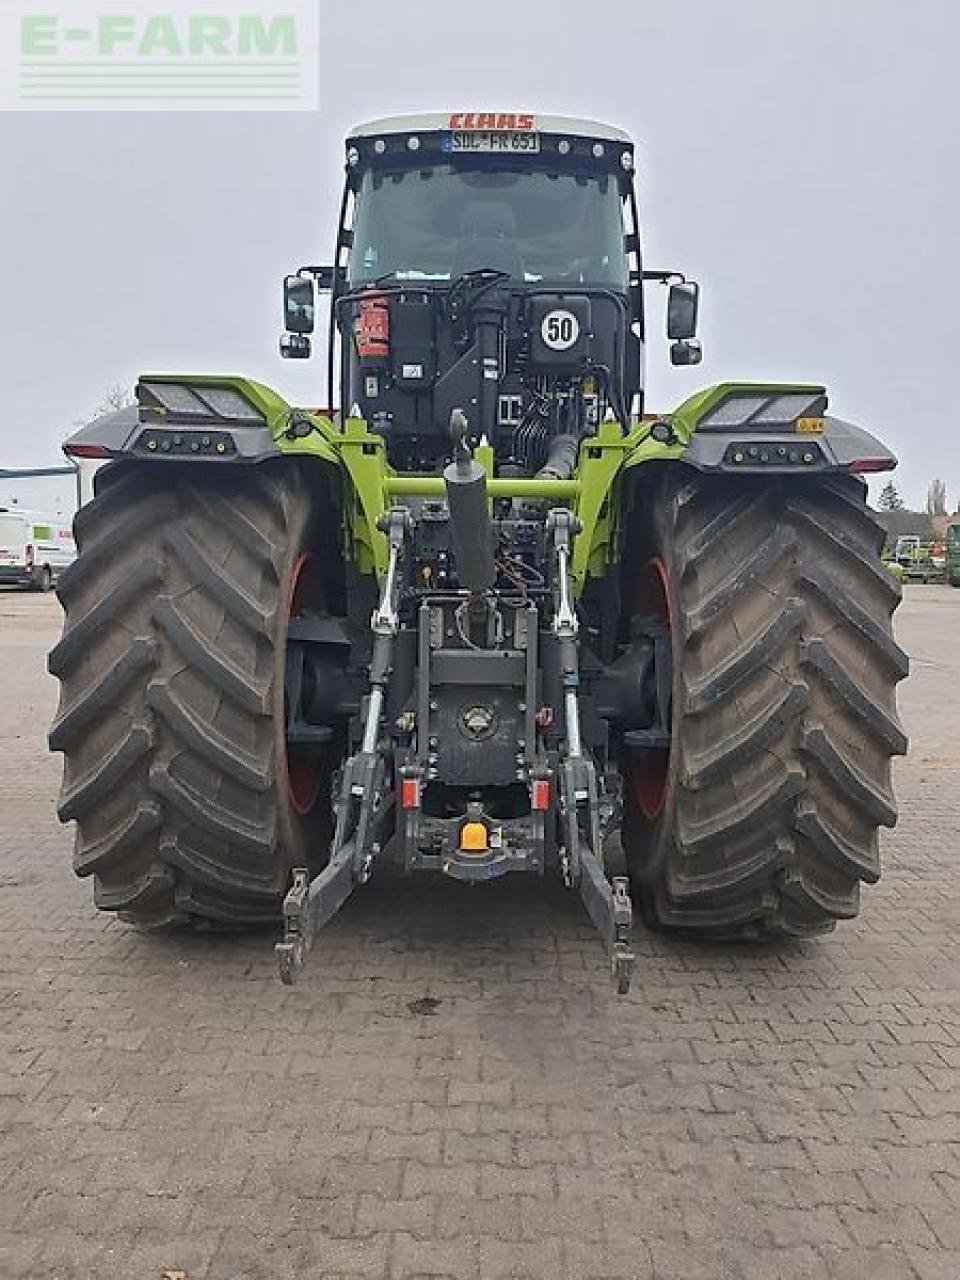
283,275,316,335
280,333,312,360
670,339,702,367
667,280,700,340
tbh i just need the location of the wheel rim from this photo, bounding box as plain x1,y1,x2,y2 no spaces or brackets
285,552,325,817
630,556,672,821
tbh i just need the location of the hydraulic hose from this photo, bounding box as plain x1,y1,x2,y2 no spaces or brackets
536,433,580,482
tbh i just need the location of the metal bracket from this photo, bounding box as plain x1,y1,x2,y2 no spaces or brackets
276,869,308,984
623,617,672,751
577,852,636,995
276,507,410,985
549,508,635,994
559,754,635,994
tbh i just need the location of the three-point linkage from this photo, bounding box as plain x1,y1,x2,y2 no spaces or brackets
276,507,410,985
548,508,635,995
277,427,635,993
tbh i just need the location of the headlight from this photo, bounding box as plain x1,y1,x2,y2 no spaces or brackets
699,389,827,431
137,381,265,425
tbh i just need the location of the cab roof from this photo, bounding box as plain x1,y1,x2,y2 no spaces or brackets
347,113,632,145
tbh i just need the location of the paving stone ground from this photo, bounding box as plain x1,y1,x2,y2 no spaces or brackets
0,585,958,1280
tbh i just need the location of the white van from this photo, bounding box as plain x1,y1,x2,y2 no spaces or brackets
0,508,76,591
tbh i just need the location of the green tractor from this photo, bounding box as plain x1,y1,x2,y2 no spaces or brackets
50,113,908,991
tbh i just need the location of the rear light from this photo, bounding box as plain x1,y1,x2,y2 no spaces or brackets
25,544,34,567
531,779,550,812
63,444,113,459
400,777,421,810
848,459,892,474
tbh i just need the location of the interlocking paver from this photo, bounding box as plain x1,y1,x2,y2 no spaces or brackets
2,586,960,1278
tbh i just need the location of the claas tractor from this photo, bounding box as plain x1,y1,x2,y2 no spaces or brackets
50,113,908,992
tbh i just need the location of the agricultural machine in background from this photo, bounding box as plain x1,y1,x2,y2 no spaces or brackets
886,535,946,585
50,113,908,992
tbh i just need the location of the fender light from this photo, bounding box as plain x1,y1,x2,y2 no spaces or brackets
134,429,236,457
64,444,114,459
724,442,822,467
137,381,265,425
848,459,893,474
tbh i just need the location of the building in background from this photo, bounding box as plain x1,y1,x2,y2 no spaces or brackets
874,508,935,555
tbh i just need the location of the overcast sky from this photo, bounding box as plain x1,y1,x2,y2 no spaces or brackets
0,0,956,508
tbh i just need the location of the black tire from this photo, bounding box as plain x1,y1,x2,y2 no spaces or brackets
33,565,53,593
49,461,339,927
622,469,908,938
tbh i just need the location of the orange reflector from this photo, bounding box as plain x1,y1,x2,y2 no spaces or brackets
400,778,421,809
459,821,488,852
531,779,550,812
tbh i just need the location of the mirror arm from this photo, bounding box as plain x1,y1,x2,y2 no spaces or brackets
298,264,336,291
641,269,687,285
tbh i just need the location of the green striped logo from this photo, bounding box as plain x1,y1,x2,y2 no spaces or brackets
2,2,319,111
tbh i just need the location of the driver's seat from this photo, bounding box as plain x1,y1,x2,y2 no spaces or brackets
450,201,525,280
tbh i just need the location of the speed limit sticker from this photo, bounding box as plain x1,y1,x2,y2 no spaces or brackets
540,309,581,351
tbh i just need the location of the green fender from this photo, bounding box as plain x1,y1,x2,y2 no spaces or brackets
77,375,880,595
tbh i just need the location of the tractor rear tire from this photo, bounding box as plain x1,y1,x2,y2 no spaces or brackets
49,461,337,928
622,469,908,938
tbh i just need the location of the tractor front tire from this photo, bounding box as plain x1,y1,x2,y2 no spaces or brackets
49,461,336,927
623,469,908,938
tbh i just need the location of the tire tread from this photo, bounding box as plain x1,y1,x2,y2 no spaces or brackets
50,461,329,926
626,470,907,938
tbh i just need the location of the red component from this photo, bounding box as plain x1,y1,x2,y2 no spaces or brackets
400,777,421,810
24,544,34,568
354,293,390,361
531,779,550,812
848,459,892,474
448,112,535,132
64,444,112,459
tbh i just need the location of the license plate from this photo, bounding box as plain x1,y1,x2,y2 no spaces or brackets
443,131,540,154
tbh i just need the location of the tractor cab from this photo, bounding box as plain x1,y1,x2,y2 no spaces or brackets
345,119,629,289
282,113,701,471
